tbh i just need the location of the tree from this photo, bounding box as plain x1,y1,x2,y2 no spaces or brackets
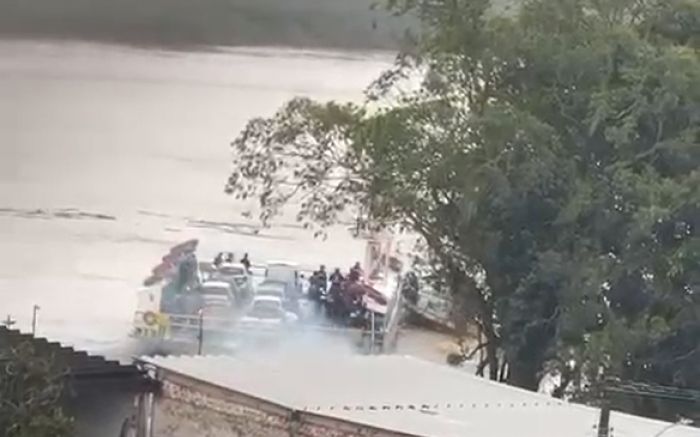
226,0,700,422
0,342,73,437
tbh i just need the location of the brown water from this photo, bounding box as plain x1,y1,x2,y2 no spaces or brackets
0,40,391,351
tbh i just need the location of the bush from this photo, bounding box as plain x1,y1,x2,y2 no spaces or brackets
0,342,73,437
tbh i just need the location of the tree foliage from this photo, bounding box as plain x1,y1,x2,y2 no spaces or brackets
227,0,700,422
0,342,73,437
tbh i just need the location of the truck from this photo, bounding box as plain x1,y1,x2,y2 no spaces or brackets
259,261,304,314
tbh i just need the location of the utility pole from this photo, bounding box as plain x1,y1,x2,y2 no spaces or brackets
197,310,204,355
597,399,611,437
369,311,376,354
31,305,40,335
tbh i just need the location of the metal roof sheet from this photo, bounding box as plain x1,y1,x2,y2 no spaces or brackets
141,354,699,437
0,327,149,391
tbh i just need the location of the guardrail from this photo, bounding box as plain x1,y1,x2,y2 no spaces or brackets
199,261,316,277
134,276,402,355
132,311,376,343
381,276,404,352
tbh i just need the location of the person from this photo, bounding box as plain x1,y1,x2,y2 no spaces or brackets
308,270,323,316
327,268,345,322
317,265,327,292
225,252,234,263
342,282,364,325
348,262,362,283
241,253,251,272
401,271,419,306
329,268,344,288
213,252,224,268
308,271,320,296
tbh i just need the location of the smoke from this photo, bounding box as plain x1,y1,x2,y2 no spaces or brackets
229,326,360,361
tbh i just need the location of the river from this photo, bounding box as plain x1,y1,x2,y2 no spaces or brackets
0,40,391,352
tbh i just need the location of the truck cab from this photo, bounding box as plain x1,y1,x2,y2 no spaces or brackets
262,261,303,314
210,262,254,302
264,261,300,285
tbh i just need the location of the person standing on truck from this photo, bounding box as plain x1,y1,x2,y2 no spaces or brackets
348,262,363,283
308,271,320,298
328,268,345,322
213,252,224,268
241,253,251,272
308,268,325,317
329,268,344,289
317,265,327,291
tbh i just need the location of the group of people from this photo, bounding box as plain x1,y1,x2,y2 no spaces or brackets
308,262,366,324
208,254,373,324
212,252,251,272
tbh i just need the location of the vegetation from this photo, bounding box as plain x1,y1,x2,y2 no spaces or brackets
0,0,410,50
0,342,73,437
227,0,700,423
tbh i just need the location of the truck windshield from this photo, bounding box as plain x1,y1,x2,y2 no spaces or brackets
200,286,229,296
219,266,245,276
257,288,284,299
266,266,296,283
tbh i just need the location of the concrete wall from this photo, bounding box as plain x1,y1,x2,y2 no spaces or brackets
152,374,411,437
154,380,288,437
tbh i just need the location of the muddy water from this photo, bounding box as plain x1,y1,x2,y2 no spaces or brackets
0,40,391,351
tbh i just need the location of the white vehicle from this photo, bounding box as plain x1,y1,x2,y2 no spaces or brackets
255,282,286,300
241,296,298,328
198,280,236,317
211,262,254,299
263,260,303,299
135,284,161,314
265,261,299,283
218,262,246,277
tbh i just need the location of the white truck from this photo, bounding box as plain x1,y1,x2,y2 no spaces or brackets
240,295,299,329
259,261,304,314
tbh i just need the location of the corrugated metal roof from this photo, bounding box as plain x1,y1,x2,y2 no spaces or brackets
141,354,699,437
0,327,150,390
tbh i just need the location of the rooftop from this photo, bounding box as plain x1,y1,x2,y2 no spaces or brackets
140,353,699,437
0,327,150,391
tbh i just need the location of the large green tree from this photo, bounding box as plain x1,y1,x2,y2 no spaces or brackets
0,342,73,437
227,0,700,422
